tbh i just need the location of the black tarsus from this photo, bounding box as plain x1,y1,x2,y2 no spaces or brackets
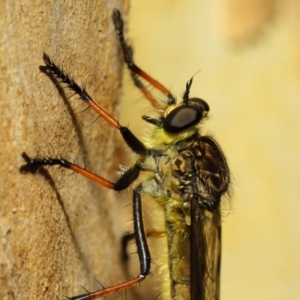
41,53,92,101
20,152,72,174
112,9,133,67
68,293,90,300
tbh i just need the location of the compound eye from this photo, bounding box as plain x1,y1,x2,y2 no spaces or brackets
189,98,210,113
163,105,202,133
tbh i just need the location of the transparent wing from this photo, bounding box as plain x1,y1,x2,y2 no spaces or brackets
190,197,221,300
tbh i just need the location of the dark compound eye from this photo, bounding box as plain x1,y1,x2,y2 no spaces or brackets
163,98,209,134
189,98,210,113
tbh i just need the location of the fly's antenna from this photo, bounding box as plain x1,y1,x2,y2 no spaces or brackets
183,70,201,103
183,77,194,104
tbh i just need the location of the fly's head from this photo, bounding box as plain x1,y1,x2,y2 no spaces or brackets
142,77,209,143
163,77,209,134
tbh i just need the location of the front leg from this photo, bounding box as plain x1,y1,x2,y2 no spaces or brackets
20,152,140,191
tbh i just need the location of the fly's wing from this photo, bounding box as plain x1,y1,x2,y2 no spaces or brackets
189,135,229,300
190,198,221,300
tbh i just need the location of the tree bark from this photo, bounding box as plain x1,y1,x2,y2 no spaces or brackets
0,1,129,299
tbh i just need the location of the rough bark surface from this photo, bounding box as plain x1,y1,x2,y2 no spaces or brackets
0,1,129,299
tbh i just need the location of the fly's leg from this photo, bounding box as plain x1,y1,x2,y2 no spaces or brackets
20,158,151,300
67,185,150,300
112,9,176,107
20,152,140,192
40,52,148,156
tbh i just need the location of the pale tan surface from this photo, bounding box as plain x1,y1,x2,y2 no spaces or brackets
0,2,130,300
120,1,300,299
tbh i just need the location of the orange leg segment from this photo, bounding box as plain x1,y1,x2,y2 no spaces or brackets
112,9,176,106
70,276,145,300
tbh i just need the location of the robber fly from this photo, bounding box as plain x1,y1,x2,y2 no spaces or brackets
20,9,230,300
